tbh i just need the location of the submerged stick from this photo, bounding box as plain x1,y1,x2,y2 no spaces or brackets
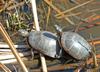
0,23,28,72
30,0,47,72
56,0,93,17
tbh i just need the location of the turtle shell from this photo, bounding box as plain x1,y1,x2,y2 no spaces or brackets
61,31,92,60
28,31,61,58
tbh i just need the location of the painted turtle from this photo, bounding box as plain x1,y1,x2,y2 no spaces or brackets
18,29,61,58
54,25,92,60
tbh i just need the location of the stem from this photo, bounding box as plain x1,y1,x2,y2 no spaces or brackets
30,0,47,72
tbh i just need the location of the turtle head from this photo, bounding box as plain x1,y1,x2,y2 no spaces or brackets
18,29,29,37
54,24,63,36
54,24,62,32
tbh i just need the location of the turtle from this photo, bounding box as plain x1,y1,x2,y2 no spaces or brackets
18,29,62,58
54,25,92,60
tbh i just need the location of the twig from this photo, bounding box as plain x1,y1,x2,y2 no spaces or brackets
44,0,75,25
89,34,98,67
74,14,97,32
90,40,100,45
55,0,93,17
0,51,31,60
0,44,28,48
76,23,99,32
0,23,28,72
7,1,25,11
0,0,14,13
58,8,100,19
0,62,11,72
57,12,82,19
13,2,22,28
88,8,100,12
30,0,47,72
0,57,29,64
46,0,52,30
